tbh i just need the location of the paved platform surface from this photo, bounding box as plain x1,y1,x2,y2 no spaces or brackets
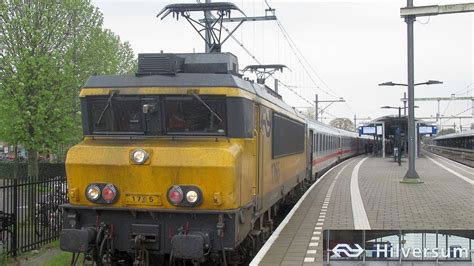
251,152,474,265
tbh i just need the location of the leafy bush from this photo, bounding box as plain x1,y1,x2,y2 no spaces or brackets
0,162,65,179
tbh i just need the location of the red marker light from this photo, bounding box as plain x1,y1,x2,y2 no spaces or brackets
168,186,183,205
102,184,117,203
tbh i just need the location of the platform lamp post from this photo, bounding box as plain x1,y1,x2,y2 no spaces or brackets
379,80,442,183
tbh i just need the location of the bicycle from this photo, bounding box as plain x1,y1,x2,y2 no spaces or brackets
34,182,67,237
0,211,14,262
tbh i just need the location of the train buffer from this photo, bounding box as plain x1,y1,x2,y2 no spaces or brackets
251,154,473,265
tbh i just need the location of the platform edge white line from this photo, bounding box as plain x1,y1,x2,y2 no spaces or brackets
425,151,473,176
426,154,474,185
350,157,371,230
249,158,355,266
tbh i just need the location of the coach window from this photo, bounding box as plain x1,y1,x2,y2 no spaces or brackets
320,134,324,151
323,134,325,151
322,135,325,151
317,134,321,152
320,134,323,151
319,134,323,152
314,135,317,152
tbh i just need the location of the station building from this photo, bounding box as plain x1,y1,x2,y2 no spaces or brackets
358,115,437,158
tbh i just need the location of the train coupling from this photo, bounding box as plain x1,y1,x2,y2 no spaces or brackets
171,231,211,260
60,227,97,253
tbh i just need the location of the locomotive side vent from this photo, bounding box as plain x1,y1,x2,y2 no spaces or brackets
136,53,184,76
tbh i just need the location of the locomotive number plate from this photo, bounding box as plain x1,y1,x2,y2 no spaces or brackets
125,194,162,206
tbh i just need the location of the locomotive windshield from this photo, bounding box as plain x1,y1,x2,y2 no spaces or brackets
84,95,226,136
89,96,146,134
164,95,226,135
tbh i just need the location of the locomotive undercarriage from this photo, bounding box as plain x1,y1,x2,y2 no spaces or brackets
59,179,311,266
60,205,247,265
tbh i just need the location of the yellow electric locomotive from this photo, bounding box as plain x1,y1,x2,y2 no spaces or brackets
60,51,308,263
59,4,310,264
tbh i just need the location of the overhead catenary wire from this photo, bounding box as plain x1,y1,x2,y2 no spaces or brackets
269,5,355,115
439,107,472,125
195,0,340,119
452,82,474,95
440,98,452,118
274,19,339,99
416,15,431,25
272,14,333,93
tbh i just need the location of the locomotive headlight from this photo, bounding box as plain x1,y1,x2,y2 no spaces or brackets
186,190,199,203
86,184,101,201
131,149,148,164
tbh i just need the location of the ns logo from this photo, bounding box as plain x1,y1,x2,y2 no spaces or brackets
331,244,364,258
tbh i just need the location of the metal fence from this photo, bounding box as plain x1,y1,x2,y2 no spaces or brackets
0,176,67,257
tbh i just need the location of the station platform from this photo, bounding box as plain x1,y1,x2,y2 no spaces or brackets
250,152,474,265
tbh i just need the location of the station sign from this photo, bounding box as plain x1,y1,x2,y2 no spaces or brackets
361,126,375,134
324,230,473,262
358,125,383,136
418,125,437,135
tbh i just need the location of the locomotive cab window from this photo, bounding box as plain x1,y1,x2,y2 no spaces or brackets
88,96,146,134
164,95,226,135
84,95,162,135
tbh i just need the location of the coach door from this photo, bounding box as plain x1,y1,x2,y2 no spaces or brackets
308,129,314,180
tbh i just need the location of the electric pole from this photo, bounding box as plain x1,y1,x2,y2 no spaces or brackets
399,2,474,183
314,94,345,122
354,115,371,132
204,0,211,52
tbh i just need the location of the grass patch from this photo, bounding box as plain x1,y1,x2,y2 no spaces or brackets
0,253,7,266
3,240,61,265
39,252,84,266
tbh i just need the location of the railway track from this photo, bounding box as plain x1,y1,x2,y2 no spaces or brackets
424,145,474,167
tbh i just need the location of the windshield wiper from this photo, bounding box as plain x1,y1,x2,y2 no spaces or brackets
95,92,117,126
191,92,223,122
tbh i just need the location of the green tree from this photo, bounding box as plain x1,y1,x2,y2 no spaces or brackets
0,0,136,177
303,107,316,120
330,118,355,132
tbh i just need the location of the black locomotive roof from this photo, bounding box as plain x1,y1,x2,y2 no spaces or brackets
82,52,306,120
83,73,254,91
83,52,249,89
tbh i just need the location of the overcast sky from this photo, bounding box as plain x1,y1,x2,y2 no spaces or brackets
92,0,473,129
